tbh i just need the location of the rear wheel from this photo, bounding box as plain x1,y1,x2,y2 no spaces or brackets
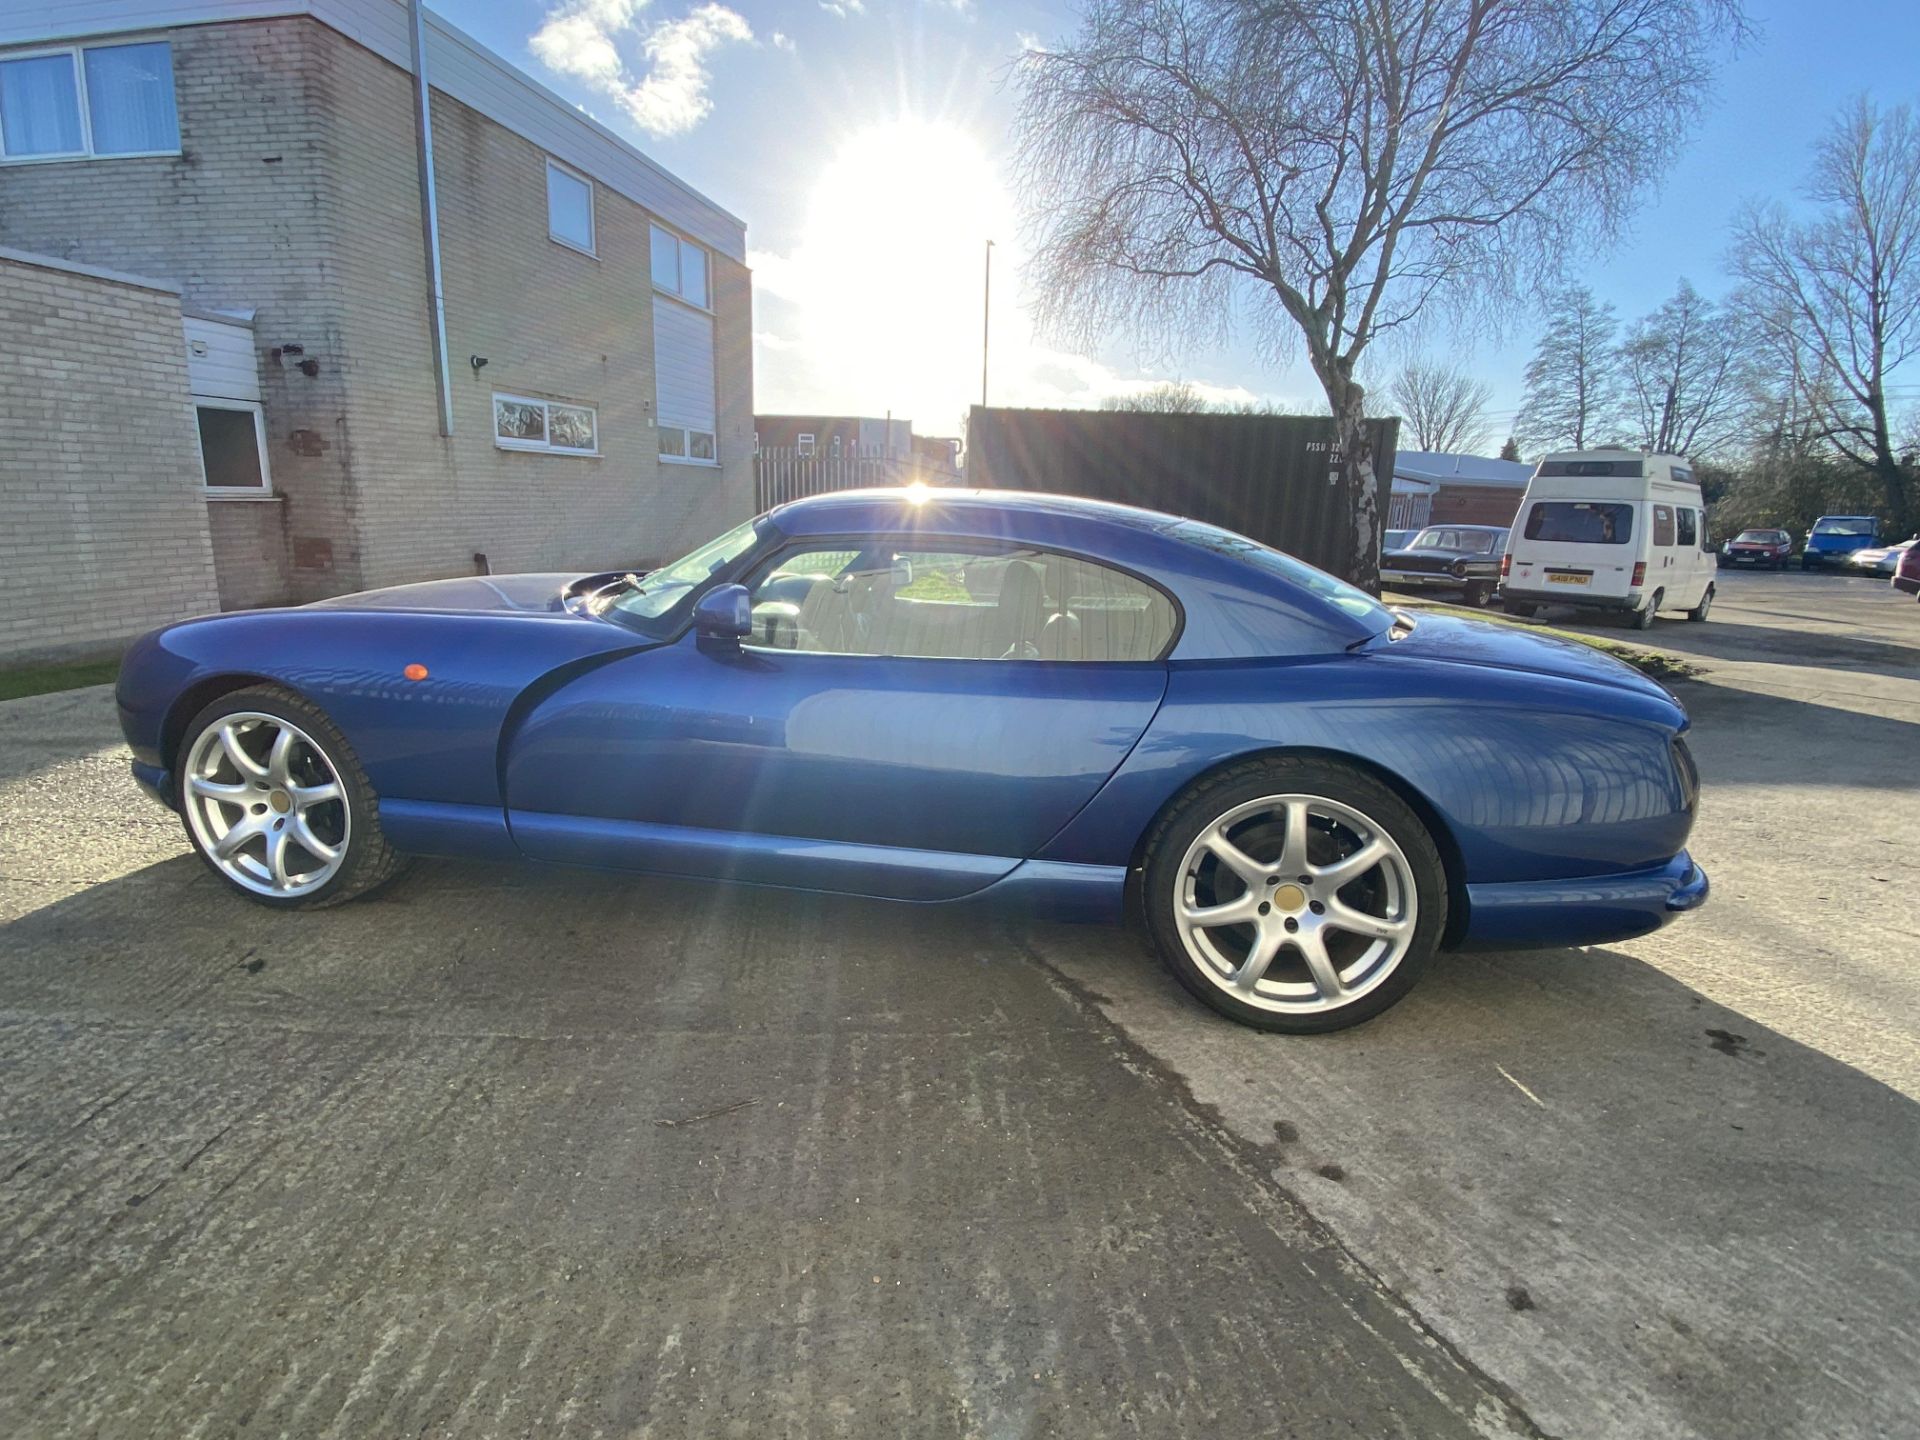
176,686,406,908
1462,579,1494,608
1687,584,1714,622
1142,756,1447,1033
1632,589,1663,630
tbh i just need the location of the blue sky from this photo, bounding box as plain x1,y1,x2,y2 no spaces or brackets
434,0,1920,442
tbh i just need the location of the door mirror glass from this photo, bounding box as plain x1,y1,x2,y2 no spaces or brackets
693,583,752,640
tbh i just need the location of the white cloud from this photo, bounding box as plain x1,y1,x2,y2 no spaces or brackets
819,0,865,16
530,0,752,138
771,30,795,51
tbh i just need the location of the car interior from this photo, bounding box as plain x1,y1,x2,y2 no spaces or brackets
747,546,1176,662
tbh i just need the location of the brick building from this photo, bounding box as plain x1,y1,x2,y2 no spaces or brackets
0,0,753,662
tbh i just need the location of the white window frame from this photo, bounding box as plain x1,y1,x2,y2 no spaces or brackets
493,392,599,457
193,398,273,499
797,433,816,456
657,424,719,467
649,221,711,311
545,157,596,256
0,39,181,164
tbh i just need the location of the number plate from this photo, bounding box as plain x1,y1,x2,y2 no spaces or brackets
1547,572,1590,586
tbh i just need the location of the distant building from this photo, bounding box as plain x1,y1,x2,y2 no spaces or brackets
1390,451,1532,530
0,0,753,663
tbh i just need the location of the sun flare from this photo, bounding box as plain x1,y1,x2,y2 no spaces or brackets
767,118,1015,434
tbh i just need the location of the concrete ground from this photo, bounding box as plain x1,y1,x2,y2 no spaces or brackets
1,567,1914,1438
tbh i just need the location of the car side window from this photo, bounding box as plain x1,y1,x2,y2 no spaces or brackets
743,543,1177,661
1653,505,1675,547
1676,508,1697,547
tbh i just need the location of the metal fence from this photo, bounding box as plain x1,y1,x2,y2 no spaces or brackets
964,407,1400,580
755,444,903,511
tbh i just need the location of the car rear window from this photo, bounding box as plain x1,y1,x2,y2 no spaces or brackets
1522,501,1634,545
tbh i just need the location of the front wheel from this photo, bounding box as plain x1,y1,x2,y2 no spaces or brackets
1687,585,1714,622
1142,756,1448,1033
176,686,406,908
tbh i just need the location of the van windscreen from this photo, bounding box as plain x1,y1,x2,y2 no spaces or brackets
1523,501,1634,545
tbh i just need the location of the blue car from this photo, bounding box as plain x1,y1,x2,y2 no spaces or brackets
116,489,1707,1033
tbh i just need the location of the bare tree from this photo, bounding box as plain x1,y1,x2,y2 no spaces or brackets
1620,280,1756,457
1100,380,1209,411
1012,0,1744,588
1387,360,1493,452
1515,286,1624,452
1732,97,1920,532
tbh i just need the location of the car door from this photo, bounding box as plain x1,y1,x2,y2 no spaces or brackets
1672,505,1708,604
503,538,1176,900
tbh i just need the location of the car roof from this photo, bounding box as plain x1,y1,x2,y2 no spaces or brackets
764,486,1380,658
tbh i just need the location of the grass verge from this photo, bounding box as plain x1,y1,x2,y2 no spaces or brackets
1382,594,1700,681
0,655,120,703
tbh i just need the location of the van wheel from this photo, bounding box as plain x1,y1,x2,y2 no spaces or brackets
1632,589,1663,630
1687,585,1714,622
1502,600,1537,618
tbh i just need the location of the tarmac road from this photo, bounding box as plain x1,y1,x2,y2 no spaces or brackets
1,564,1914,1438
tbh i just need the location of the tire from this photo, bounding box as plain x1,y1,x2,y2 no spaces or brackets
1687,584,1714,622
1632,589,1663,630
1800,558,1813,571
1142,755,1448,1034
175,685,407,909
1502,600,1537,618
1462,580,1494,608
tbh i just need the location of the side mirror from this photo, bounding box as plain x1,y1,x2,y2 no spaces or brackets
693,583,752,642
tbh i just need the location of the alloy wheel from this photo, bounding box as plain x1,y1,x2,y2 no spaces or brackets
181,712,350,897
1173,793,1418,1015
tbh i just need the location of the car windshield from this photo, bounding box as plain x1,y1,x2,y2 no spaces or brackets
1167,519,1393,632
1734,530,1782,543
1409,528,1501,554
1813,517,1876,536
602,517,763,637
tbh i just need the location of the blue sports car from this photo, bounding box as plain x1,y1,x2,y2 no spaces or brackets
116,488,1708,1032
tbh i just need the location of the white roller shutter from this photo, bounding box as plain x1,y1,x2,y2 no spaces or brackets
184,314,259,402
653,296,716,434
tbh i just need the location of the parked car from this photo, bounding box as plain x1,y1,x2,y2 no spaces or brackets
1895,538,1920,598
1500,449,1715,629
1383,528,1417,551
1847,535,1917,576
116,489,1708,1034
1802,515,1880,570
1380,524,1509,607
1719,528,1793,569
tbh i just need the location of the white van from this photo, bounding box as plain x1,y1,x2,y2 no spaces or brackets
1500,449,1715,628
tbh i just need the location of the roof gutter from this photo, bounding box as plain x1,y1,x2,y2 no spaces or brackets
410,0,455,437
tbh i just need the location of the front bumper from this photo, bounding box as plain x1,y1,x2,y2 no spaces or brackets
1458,851,1708,950
1722,551,1784,564
1381,569,1473,590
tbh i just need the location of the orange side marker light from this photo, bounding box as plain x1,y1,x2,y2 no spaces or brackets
403,663,430,682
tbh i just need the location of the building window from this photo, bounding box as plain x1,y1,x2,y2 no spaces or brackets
650,222,709,308
195,401,271,496
658,425,716,463
797,433,815,456
546,159,594,254
0,41,179,161
493,393,598,455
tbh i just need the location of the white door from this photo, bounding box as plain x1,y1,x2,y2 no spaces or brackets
1674,505,1710,606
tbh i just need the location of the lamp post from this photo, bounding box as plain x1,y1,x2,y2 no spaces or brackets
981,239,993,410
